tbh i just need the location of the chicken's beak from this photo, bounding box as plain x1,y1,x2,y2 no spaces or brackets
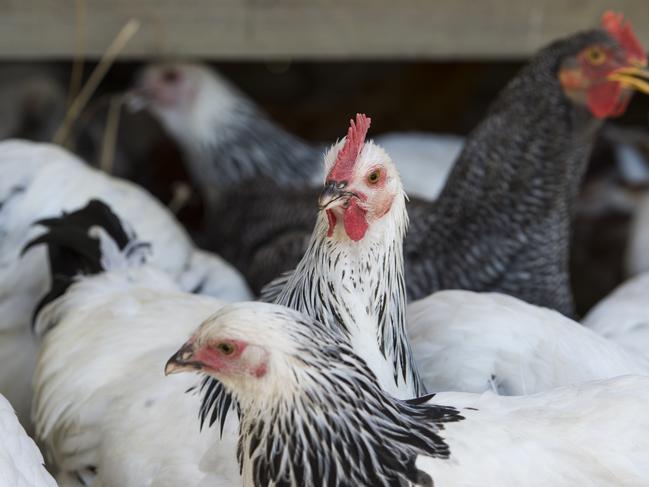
318,181,353,210
165,341,201,375
608,63,649,94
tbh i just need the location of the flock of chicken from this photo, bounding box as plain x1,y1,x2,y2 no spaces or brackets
3,10,649,487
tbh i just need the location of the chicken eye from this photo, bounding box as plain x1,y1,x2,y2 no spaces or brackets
217,342,235,355
586,47,606,65
367,169,381,184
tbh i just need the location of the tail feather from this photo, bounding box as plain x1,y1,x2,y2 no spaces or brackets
22,199,150,332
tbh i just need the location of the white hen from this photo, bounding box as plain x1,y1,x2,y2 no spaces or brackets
26,201,229,483
0,139,251,430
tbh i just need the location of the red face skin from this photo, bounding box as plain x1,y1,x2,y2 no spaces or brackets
560,44,646,119
324,164,392,242
140,66,197,110
192,339,268,379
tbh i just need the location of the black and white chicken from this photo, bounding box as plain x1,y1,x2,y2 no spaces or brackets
168,301,649,487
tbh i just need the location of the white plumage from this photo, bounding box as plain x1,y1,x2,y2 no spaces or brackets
408,290,649,395
94,351,239,487
0,393,56,487
32,262,228,480
583,272,649,358
0,139,250,429
424,376,649,486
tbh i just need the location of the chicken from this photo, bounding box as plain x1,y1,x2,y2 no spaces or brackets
208,13,649,309
0,139,251,429
406,14,647,315
0,393,56,487
168,302,649,487
25,200,231,483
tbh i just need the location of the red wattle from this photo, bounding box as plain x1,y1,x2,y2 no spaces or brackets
343,199,369,241
587,81,625,119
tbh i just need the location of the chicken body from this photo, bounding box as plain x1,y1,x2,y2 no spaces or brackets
0,140,250,429
32,264,228,481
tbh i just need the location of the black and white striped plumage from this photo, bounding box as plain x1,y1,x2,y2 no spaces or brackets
200,128,424,432
169,301,649,487
134,63,322,205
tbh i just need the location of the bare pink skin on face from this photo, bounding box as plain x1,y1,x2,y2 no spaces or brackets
193,339,268,379
143,67,198,110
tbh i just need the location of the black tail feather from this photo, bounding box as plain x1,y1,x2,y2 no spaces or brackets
22,199,140,333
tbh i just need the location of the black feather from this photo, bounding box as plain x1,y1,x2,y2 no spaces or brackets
22,199,140,333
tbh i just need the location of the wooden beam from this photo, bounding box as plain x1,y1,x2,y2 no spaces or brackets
1,0,648,60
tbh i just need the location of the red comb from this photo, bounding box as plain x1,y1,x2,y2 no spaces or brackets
601,11,646,63
328,113,372,181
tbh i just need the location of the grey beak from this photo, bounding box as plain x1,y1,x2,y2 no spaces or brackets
318,181,350,210
165,341,200,375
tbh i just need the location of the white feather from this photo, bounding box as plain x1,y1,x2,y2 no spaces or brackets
32,265,227,475
422,376,649,486
0,394,56,487
0,139,251,428
583,272,649,358
408,290,649,394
